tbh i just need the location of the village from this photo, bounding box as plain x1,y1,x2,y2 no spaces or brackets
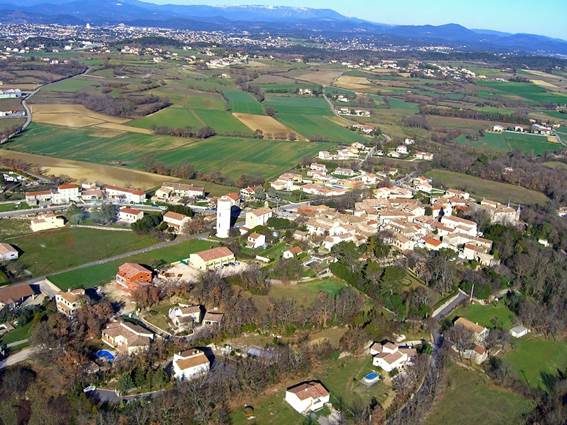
0,137,536,424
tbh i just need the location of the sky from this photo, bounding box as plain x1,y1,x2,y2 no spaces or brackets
147,0,567,39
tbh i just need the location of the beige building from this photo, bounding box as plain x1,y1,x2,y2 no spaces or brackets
0,243,18,261
102,321,154,355
30,214,65,232
189,247,235,271
55,289,85,317
245,208,273,229
163,211,191,233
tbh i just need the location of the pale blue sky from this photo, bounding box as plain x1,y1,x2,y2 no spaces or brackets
148,0,567,39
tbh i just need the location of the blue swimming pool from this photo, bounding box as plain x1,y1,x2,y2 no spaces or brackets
365,372,379,380
96,349,116,362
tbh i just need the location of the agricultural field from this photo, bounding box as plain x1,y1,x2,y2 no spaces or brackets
232,113,300,140
503,336,567,389
424,364,533,425
224,89,265,115
7,227,158,277
456,132,563,155
426,169,549,205
277,114,366,143
257,82,321,93
49,239,216,290
264,94,333,116
0,118,24,131
478,81,567,105
150,136,334,180
130,106,253,135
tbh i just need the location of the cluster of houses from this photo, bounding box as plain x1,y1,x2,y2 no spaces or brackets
337,107,371,117
270,162,380,198
152,182,206,204
317,142,371,161
25,182,146,206
492,121,559,137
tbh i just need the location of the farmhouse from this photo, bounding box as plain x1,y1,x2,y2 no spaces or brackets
118,207,144,224
155,182,205,201
55,289,85,317
102,320,154,355
189,247,235,271
454,317,489,343
163,211,191,233
172,349,210,381
115,263,153,292
30,214,65,232
105,185,146,203
25,190,53,206
285,381,330,414
0,243,18,261
0,284,35,310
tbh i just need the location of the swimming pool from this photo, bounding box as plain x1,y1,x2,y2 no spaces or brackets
96,349,116,362
363,371,381,384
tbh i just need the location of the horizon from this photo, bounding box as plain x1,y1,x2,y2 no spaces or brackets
145,0,567,40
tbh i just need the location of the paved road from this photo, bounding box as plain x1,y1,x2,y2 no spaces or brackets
0,204,68,218
0,346,38,370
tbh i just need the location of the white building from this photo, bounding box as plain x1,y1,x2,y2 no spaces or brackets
247,233,266,249
105,185,146,203
55,183,81,203
30,214,65,232
216,196,233,238
510,325,529,338
245,208,273,229
172,349,210,381
285,381,330,414
119,207,144,224
0,243,18,261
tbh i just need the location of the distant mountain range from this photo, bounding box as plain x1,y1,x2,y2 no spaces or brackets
1,0,567,56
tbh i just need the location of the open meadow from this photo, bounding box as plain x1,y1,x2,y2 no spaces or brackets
456,132,562,155
232,112,301,140
426,169,549,205
424,364,533,425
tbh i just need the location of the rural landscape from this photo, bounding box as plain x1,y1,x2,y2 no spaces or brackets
0,0,567,424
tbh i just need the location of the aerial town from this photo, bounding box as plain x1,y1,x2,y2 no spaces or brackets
0,1,566,425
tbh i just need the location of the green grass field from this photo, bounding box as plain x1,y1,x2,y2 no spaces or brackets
424,364,533,425
8,124,327,180
258,82,320,93
224,90,265,115
387,97,420,112
503,336,567,389
151,136,334,180
129,106,252,135
268,278,348,306
452,302,516,330
0,321,33,345
42,77,100,93
426,169,549,205
264,94,333,115
456,132,563,155
10,227,157,277
478,81,567,105
49,239,216,289
277,114,365,142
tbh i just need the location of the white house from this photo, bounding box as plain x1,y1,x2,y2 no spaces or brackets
510,325,529,339
370,341,416,372
30,214,65,232
119,207,144,224
245,208,272,229
396,145,409,155
247,233,266,249
168,305,202,331
105,185,146,203
172,349,210,381
56,183,81,203
0,243,19,261
285,381,330,414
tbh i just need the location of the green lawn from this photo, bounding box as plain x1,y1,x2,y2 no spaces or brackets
258,82,321,93
387,97,420,113
267,278,349,307
424,364,533,425
452,302,516,330
0,202,31,212
49,239,216,290
456,132,563,155
10,227,158,277
231,355,389,425
277,114,365,143
264,94,333,115
0,321,33,345
224,89,265,115
503,336,567,390
42,77,101,93
426,169,549,205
